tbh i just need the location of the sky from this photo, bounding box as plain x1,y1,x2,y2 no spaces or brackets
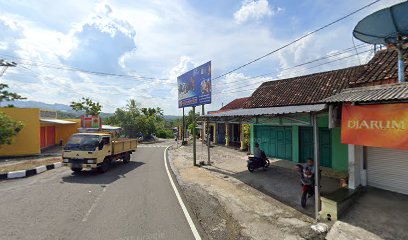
0,0,405,115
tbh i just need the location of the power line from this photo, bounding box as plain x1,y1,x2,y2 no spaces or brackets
14,65,174,101
0,53,169,81
211,0,382,81
214,48,373,96
214,47,373,94
213,43,370,88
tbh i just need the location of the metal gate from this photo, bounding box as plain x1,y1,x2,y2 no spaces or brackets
367,147,408,195
217,123,226,144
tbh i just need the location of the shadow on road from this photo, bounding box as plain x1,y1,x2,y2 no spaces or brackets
61,161,144,185
204,165,338,217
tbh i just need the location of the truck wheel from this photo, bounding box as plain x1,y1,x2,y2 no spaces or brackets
71,167,82,173
98,157,111,173
123,153,131,164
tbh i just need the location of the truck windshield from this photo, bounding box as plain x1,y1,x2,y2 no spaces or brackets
64,135,100,151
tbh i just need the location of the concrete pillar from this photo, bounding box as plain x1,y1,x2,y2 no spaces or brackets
348,144,364,189
240,124,245,151
213,123,217,144
201,121,206,143
250,124,255,154
225,122,229,147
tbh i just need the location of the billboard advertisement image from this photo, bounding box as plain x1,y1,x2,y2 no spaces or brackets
177,61,211,108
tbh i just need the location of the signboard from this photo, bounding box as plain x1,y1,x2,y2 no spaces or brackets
81,115,102,129
341,103,408,150
177,61,211,108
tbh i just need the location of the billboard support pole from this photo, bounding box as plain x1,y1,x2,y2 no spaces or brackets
192,106,197,166
206,119,211,165
182,107,186,145
201,104,205,143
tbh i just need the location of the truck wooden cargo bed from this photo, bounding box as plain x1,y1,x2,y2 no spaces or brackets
112,139,137,155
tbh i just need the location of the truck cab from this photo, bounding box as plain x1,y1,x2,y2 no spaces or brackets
62,133,137,173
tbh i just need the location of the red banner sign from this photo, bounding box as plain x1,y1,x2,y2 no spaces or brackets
341,103,408,150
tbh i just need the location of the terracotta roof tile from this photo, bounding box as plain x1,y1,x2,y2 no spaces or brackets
245,66,363,108
350,48,408,87
220,97,249,111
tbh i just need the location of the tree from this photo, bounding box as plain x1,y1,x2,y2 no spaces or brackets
0,112,23,146
0,84,26,105
242,124,250,151
104,99,171,139
70,97,102,115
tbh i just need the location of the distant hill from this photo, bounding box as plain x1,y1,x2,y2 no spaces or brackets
4,101,179,119
164,115,181,120
4,100,113,119
6,100,73,112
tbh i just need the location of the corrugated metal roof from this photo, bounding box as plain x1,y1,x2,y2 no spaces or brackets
101,125,121,130
322,83,408,103
203,104,326,118
40,118,76,124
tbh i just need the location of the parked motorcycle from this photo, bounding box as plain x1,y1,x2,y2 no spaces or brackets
247,155,270,172
296,164,314,208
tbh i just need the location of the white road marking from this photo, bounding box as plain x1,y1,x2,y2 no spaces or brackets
138,145,169,148
163,146,201,240
82,186,108,222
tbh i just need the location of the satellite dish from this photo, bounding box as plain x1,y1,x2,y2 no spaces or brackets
353,1,408,82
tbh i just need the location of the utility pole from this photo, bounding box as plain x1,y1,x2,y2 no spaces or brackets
0,59,17,107
0,59,17,78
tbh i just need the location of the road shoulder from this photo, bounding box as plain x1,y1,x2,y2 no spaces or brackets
168,145,325,240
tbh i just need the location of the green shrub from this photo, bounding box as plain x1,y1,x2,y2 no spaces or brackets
156,129,174,139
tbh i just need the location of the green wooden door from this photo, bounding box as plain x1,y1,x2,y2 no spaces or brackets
319,129,332,168
299,127,314,163
299,127,332,168
254,126,292,160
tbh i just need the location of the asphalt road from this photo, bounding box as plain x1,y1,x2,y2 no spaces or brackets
0,143,195,240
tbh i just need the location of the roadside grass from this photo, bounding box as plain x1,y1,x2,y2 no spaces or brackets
0,157,62,173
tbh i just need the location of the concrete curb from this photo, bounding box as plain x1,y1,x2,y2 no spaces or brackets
0,162,62,180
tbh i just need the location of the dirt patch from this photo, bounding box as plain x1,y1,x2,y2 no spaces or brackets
0,157,61,173
182,183,250,240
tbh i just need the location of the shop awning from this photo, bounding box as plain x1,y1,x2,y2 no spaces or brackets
40,118,77,125
200,104,327,119
322,82,408,103
101,125,121,130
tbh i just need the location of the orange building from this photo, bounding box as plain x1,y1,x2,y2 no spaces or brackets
0,108,81,157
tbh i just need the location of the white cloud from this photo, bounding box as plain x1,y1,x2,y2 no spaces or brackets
234,0,277,24
1,0,403,115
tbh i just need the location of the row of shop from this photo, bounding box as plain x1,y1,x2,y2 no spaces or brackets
203,48,408,195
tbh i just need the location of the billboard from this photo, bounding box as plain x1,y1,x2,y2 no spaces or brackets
341,103,408,150
177,61,211,108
